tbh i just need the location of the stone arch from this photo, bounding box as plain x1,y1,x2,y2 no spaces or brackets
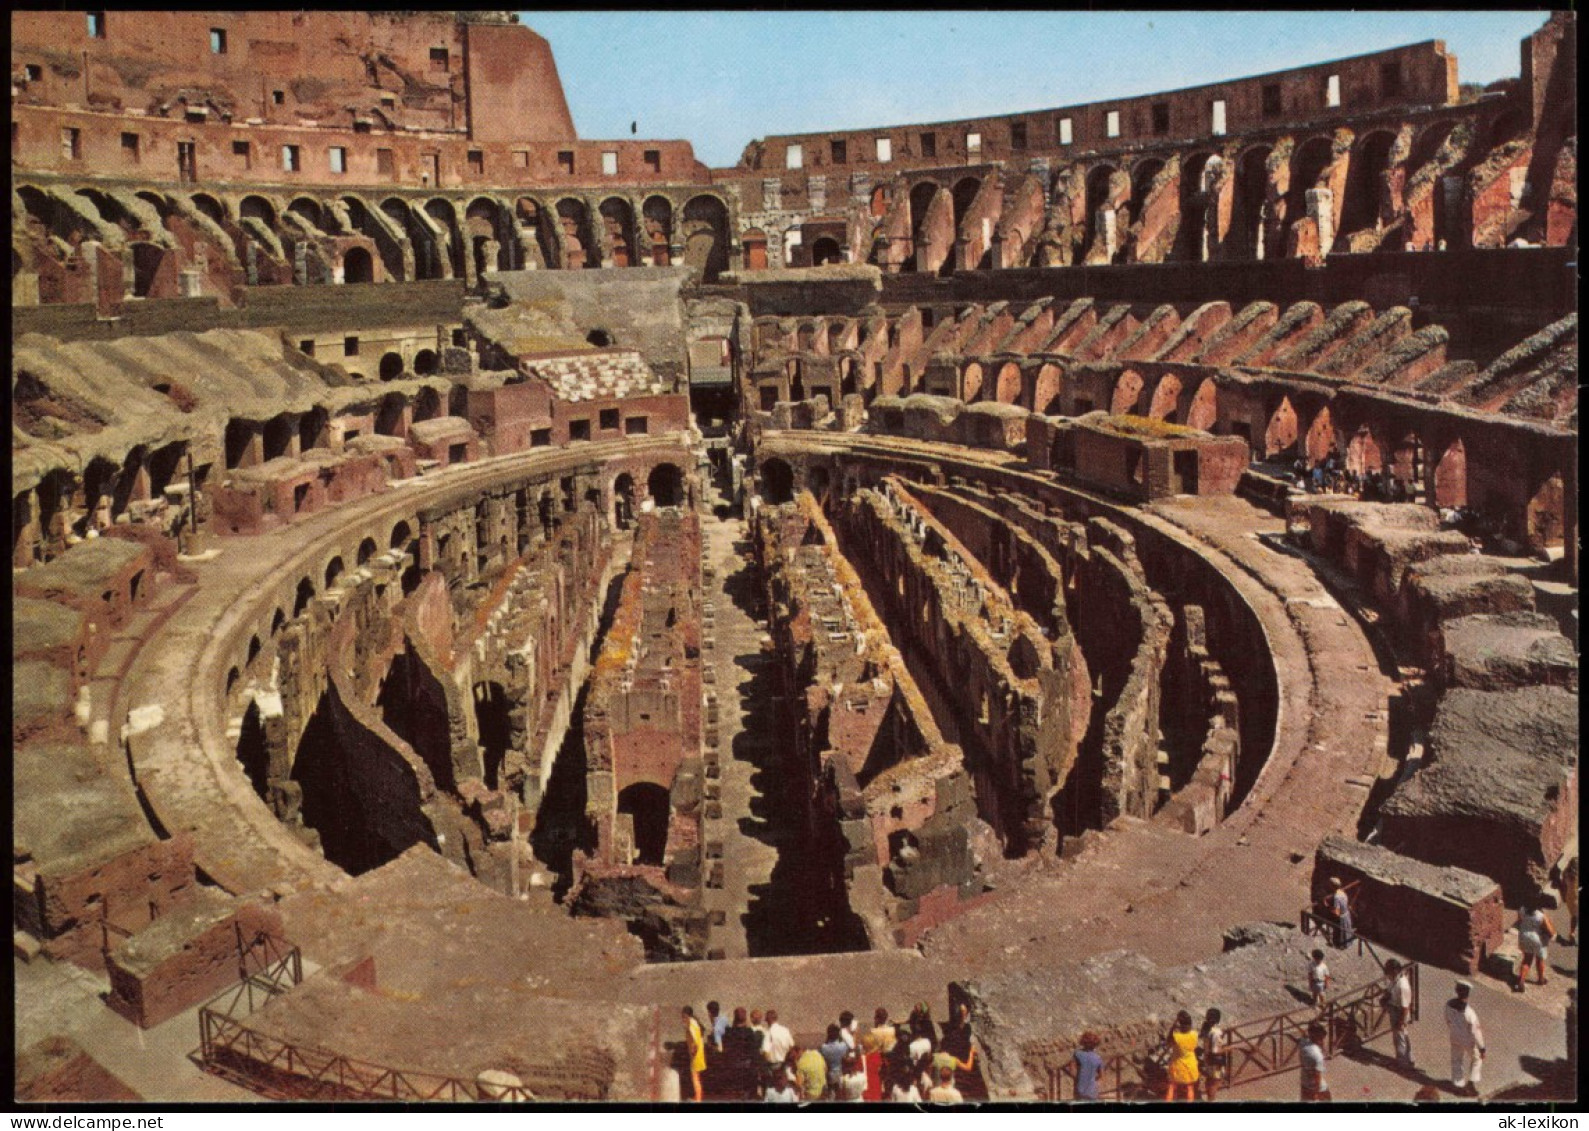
760,457,795,505
293,577,316,616
612,472,635,528
947,177,982,275
1110,369,1145,415
414,386,442,422
191,192,229,226
1175,151,1217,261
554,198,596,269
129,241,164,296
342,245,375,284
1304,404,1336,465
384,197,443,280
423,198,465,278
287,196,327,233
1346,423,1385,476
341,195,405,280
464,195,515,274
646,462,685,507
994,361,1023,405
618,782,671,866
513,196,558,270
1486,110,1528,150
324,555,345,589
597,197,638,267
239,195,279,227
1127,157,1165,234
961,361,985,402
681,194,731,282
1432,437,1467,508
1286,136,1337,248
390,520,414,550
1034,363,1063,415
810,236,843,266
1231,146,1272,260
1147,372,1184,421
357,537,378,566
413,349,438,375
1340,129,1399,242
1264,397,1299,457
641,195,673,266
840,356,858,399
376,392,407,436
907,180,951,275
379,351,405,381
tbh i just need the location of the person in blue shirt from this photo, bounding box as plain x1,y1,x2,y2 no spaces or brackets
820,1023,850,1096
1072,1030,1103,1102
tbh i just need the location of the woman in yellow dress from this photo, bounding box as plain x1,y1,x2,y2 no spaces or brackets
1164,1010,1200,1101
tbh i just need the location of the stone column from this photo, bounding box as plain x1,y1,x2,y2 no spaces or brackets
1306,187,1335,255
1096,207,1117,262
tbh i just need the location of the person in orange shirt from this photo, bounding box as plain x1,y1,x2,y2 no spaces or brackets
681,1005,706,1101
1164,1011,1200,1101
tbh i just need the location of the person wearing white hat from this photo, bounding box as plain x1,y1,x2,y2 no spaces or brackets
1444,982,1485,1096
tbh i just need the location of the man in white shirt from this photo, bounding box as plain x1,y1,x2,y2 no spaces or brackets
1445,981,1486,1096
762,1009,794,1067
1385,960,1415,1070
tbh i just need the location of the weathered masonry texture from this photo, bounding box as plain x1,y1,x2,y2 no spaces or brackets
9,9,1576,1105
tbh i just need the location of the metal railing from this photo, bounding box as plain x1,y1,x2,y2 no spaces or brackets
194,933,610,1101
1041,960,1418,1101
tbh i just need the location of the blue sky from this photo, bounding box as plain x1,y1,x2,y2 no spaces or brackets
517,10,1551,167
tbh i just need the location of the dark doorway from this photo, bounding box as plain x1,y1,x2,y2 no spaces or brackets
619,782,671,865
474,681,511,790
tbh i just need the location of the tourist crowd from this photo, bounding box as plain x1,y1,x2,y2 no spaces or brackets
677,1000,983,1103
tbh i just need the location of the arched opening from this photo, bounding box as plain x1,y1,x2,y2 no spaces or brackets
376,392,406,436
839,357,858,399
293,577,316,617
1390,431,1426,500
585,329,613,348
357,537,378,567
1264,397,1299,457
1304,405,1336,465
299,407,328,452
761,458,795,505
192,193,228,226
947,177,982,275
1147,373,1184,421
390,520,413,550
1346,425,1384,476
642,196,673,266
1110,369,1144,415
961,362,985,402
1340,130,1398,245
246,635,263,669
263,415,295,461
618,782,672,866
1487,110,1528,150
1175,152,1216,261
995,362,1022,405
1432,438,1467,508
342,245,375,284
424,199,465,279
1127,158,1165,239
681,195,730,282
239,195,277,228
907,181,947,275
1034,364,1063,415
324,556,345,589
376,642,456,792
413,386,441,422
270,608,287,637
1231,147,1272,259
129,242,163,297
787,358,805,403
235,698,270,800
1286,137,1337,254
412,349,438,375
647,463,685,508
809,236,843,266
292,690,424,875
598,198,638,267
474,682,512,790
1085,165,1120,259
613,473,635,528
379,352,405,381
288,197,326,233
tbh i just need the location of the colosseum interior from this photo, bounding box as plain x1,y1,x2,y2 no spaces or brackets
11,9,1578,1105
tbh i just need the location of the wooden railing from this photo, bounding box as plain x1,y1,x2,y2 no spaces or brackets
1042,960,1418,1101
